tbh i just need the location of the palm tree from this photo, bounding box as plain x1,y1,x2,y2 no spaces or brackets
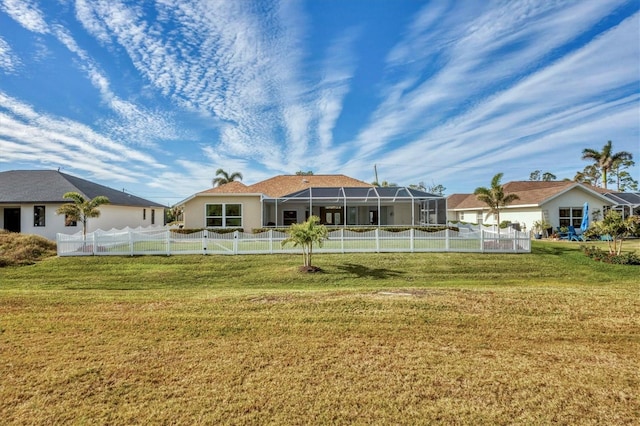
56,192,110,238
212,168,243,187
281,215,328,271
582,140,633,189
474,173,520,232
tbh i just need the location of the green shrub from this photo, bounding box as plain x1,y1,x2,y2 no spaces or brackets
580,245,640,265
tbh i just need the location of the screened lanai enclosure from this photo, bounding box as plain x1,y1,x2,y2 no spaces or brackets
604,192,640,218
261,186,447,228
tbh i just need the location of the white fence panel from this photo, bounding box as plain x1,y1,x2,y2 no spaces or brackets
57,226,531,256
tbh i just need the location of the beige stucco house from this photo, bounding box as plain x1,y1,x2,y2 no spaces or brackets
178,174,447,231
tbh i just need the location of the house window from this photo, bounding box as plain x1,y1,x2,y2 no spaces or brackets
151,209,155,225
205,203,242,227
559,207,583,228
65,215,77,227
143,208,146,220
283,210,297,225
34,206,45,227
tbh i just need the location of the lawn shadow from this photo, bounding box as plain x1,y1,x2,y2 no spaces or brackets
336,263,405,279
533,243,582,256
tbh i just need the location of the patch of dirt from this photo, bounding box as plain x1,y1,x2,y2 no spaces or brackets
298,265,323,273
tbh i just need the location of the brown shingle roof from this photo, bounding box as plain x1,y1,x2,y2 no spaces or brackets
195,174,373,198
248,174,373,198
198,181,253,195
447,181,605,210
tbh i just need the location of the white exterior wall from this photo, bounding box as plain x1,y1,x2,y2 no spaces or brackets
13,203,69,240
1,204,164,240
447,188,613,231
540,190,611,227
85,205,165,233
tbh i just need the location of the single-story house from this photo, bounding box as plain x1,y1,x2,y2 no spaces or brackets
446,180,634,232
178,174,447,231
0,170,166,240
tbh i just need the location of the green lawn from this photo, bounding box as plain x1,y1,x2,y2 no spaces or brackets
1,241,638,424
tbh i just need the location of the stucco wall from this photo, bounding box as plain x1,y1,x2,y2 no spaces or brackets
183,195,262,231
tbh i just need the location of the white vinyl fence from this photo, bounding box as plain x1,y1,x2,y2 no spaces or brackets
57,226,531,256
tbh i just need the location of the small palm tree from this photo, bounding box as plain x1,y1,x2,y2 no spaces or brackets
474,173,520,233
212,168,243,187
281,215,328,271
582,140,633,189
56,192,110,238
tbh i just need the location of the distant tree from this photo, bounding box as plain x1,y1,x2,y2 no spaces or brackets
408,181,426,191
582,140,633,189
212,168,243,187
409,181,446,195
166,206,183,223
529,170,556,181
281,216,328,272
372,180,397,187
295,170,314,176
56,192,110,238
474,173,520,232
574,165,602,187
610,158,638,191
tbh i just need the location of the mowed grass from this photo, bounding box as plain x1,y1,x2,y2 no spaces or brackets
1,241,639,424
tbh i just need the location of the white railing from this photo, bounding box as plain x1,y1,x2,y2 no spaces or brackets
57,226,531,256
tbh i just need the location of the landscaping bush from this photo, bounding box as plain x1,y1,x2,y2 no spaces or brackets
171,228,243,234
580,245,640,265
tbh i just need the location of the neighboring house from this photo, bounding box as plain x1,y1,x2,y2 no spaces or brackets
178,174,447,231
446,180,630,232
0,170,166,240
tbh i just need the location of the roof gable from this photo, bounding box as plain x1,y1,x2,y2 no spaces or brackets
0,170,164,207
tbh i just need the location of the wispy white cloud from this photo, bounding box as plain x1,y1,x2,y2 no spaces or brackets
0,36,20,72
1,0,179,147
73,0,360,175
0,0,48,33
0,91,166,183
343,0,638,188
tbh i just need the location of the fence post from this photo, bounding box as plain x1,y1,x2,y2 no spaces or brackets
129,229,134,256
269,229,273,254
480,229,485,253
341,228,345,253
166,229,171,256
202,230,208,255
233,230,239,255
410,228,414,253
445,228,450,252
375,228,380,253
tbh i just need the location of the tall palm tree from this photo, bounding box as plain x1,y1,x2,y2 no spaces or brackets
56,192,110,238
212,168,243,187
474,173,520,232
582,140,633,189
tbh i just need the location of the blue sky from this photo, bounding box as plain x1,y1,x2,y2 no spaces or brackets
1,0,638,205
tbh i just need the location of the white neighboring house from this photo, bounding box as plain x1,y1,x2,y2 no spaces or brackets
446,181,626,233
0,170,166,240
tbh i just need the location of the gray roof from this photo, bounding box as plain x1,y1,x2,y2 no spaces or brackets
604,191,640,207
278,186,444,200
0,170,165,207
